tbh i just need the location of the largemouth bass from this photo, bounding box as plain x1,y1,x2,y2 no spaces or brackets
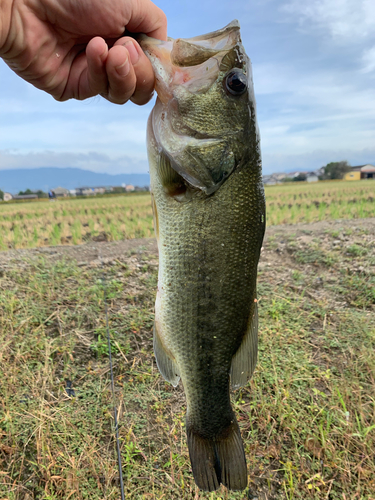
140,20,265,492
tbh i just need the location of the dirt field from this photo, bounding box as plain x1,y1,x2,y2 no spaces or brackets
1,217,374,269
0,218,374,499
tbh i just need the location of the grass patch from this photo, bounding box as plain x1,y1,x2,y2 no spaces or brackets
0,225,374,498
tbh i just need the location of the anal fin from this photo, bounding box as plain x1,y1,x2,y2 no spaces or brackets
153,323,180,387
230,301,258,390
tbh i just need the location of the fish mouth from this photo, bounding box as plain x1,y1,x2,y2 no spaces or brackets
141,21,248,195
139,20,243,103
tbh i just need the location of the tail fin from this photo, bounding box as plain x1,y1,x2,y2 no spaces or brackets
186,419,247,491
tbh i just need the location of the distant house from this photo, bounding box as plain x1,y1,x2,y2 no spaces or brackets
291,171,308,178
74,186,112,196
344,171,361,181
12,194,38,200
273,173,287,181
313,167,325,178
262,172,293,185
3,192,13,202
75,187,95,196
125,185,135,192
306,174,318,183
344,164,375,181
262,175,276,185
92,187,107,195
52,186,70,197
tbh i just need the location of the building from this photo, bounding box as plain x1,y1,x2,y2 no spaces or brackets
262,175,277,185
306,174,318,183
52,186,70,197
3,192,13,202
75,187,95,196
313,167,325,178
290,171,308,178
92,187,109,195
344,171,361,181
273,173,287,181
12,194,38,200
344,164,375,181
75,186,111,196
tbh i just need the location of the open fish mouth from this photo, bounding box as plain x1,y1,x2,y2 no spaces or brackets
139,20,243,102
139,21,252,196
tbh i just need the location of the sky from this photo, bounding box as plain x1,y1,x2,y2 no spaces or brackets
1,0,375,176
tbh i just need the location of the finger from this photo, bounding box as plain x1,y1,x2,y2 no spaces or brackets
126,0,167,40
86,37,109,96
58,38,109,101
114,38,154,105
104,44,136,104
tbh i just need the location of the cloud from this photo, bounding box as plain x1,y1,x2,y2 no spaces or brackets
1,5,375,180
362,45,375,73
282,0,375,41
255,57,375,158
0,150,148,174
262,147,375,173
0,61,153,159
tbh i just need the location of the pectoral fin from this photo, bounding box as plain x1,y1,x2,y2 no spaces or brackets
153,323,180,387
150,192,159,243
158,152,187,197
230,301,258,390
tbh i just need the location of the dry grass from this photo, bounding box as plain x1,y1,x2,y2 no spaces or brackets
0,220,374,499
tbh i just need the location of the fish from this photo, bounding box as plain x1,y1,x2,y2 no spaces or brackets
139,20,265,492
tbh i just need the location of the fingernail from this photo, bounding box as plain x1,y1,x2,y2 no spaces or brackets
124,41,140,65
115,58,130,77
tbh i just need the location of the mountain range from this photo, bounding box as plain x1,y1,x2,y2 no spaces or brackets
0,167,150,194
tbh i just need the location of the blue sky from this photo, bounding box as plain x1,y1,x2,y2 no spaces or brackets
1,0,375,175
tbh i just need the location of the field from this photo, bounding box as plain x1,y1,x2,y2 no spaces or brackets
0,194,154,251
0,180,374,499
265,180,374,226
0,180,374,250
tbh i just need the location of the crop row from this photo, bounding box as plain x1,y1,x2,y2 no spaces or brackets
0,180,374,249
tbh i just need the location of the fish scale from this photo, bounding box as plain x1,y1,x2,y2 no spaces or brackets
140,20,265,492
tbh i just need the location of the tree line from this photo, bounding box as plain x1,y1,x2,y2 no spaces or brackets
284,161,351,182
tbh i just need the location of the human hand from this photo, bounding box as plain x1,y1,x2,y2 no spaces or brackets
0,0,167,104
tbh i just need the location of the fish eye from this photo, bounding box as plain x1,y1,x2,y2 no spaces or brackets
224,69,247,96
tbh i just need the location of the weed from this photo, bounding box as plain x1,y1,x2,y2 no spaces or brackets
0,213,374,498
346,244,368,256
